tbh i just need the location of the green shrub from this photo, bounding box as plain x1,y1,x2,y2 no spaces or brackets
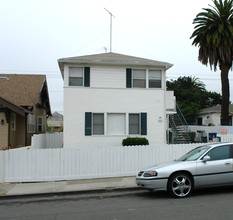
122,137,149,146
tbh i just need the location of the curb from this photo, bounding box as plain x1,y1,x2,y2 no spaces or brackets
0,186,141,200
0,187,143,204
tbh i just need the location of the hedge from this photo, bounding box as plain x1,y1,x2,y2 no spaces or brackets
122,137,149,146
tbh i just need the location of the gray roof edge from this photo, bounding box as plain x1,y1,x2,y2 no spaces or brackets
58,58,173,69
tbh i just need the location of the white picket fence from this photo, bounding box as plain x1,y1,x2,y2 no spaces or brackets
31,132,63,149
221,134,233,142
0,143,202,183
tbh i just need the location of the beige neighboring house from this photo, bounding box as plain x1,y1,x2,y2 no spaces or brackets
196,104,233,126
0,74,51,147
47,111,63,132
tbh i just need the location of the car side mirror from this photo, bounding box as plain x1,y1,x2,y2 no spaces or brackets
202,155,210,162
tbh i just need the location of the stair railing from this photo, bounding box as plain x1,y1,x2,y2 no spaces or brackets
169,115,179,143
176,104,191,133
168,104,192,143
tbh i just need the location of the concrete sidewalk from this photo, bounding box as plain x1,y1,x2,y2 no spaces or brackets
0,176,138,197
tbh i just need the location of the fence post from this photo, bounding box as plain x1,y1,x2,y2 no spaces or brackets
0,151,5,182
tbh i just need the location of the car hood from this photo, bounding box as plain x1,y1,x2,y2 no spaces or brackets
143,160,189,171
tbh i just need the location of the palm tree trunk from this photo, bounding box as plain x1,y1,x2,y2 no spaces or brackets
220,65,230,125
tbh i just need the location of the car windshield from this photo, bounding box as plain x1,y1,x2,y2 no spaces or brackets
176,146,211,161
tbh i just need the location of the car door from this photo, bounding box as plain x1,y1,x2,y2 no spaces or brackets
195,145,233,187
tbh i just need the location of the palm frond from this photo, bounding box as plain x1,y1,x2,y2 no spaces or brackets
190,0,233,70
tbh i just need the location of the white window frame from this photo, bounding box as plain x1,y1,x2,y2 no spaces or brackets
69,67,84,86
131,69,163,89
37,116,43,133
148,70,162,88
88,112,145,136
132,69,146,88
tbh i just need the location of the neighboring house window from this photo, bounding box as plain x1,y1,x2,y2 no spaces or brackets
133,69,146,88
37,117,43,133
69,67,90,87
28,114,35,133
129,114,140,134
69,67,83,86
107,113,126,135
197,117,202,125
11,113,16,131
149,70,162,88
93,113,104,135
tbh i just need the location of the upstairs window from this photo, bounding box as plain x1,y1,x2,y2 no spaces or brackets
127,68,162,89
69,67,83,86
133,69,146,88
149,70,162,88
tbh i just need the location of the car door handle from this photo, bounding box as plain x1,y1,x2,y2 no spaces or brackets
225,162,231,165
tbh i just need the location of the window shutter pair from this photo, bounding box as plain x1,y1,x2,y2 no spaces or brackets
85,112,147,136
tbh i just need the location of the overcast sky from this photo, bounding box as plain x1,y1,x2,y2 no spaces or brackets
1,0,232,113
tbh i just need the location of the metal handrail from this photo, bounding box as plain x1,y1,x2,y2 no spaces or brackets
176,104,191,133
169,104,191,143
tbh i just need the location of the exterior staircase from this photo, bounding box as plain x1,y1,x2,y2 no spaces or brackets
169,104,191,144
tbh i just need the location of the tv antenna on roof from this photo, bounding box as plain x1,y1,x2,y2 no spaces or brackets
104,8,115,52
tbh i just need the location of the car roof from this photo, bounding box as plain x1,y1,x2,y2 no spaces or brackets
204,142,233,149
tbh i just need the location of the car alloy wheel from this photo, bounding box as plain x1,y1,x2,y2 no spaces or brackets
168,173,193,198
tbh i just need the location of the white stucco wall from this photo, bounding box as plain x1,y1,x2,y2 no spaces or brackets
63,65,166,89
64,87,167,147
165,91,175,112
198,113,221,126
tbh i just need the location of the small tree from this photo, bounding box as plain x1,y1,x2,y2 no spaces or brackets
167,76,221,124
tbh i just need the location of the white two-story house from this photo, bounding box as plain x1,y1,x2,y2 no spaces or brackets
58,52,175,147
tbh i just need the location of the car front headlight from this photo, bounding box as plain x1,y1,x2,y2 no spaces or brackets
143,170,157,177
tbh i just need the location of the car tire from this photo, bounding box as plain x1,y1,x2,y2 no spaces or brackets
168,172,193,198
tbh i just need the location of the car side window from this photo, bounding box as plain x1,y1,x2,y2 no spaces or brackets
206,145,230,161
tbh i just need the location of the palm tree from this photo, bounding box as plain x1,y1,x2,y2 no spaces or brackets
167,76,206,91
190,0,233,125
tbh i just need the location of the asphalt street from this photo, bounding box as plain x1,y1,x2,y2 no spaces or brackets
1,187,233,220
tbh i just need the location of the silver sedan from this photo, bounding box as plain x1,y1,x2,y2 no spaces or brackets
136,142,233,197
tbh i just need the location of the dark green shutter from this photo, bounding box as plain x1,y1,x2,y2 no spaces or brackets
126,68,132,88
141,113,147,135
84,67,90,87
85,112,92,135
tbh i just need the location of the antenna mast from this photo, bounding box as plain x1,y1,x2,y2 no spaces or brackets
104,8,115,52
